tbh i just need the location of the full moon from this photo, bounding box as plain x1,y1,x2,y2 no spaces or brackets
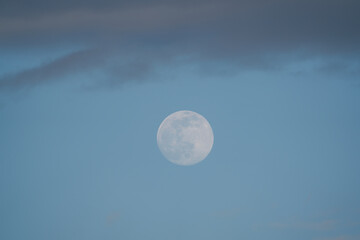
157,110,214,166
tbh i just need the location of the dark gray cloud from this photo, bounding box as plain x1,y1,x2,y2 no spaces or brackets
2,0,359,50
1,0,359,90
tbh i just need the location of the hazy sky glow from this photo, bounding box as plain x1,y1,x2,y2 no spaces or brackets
1,1,360,240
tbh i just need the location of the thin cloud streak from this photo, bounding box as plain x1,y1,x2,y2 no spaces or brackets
270,219,338,231
0,49,107,90
0,47,166,90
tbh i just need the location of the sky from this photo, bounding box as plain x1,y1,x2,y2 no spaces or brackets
1,0,360,239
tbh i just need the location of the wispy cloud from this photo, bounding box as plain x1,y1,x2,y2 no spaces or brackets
270,219,338,231
0,47,158,90
314,234,360,240
0,48,106,90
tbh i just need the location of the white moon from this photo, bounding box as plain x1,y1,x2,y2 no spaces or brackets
157,110,214,166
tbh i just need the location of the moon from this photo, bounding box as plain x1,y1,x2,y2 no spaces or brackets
157,110,214,166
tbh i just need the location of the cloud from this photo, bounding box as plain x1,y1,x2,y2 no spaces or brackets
0,46,172,90
270,219,338,231
0,48,107,90
106,211,121,225
1,0,359,90
314,234,360,240
2,0,359,53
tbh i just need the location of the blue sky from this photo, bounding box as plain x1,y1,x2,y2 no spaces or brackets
1,1,360,239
